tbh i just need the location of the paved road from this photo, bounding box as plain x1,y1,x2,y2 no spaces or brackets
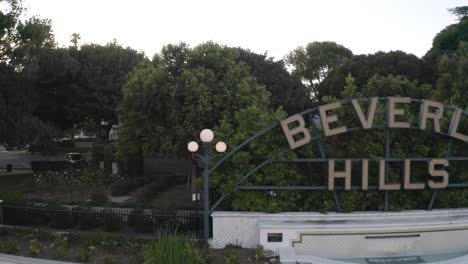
0,150,64,169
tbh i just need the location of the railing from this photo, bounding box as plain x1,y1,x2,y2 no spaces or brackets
1,205,203,239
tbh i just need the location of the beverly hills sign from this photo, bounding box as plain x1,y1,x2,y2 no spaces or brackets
280,97,467,192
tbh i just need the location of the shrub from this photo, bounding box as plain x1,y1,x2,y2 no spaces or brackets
224,250,239,264
28,239,42,256
77,244,96,262
0,241,20,254
185,240,213,264
51,235,69,257
142,233,198,264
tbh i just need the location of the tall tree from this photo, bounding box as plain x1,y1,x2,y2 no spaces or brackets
286,41,353,102
0,0,56,148
236,48,308,114
34,42,146,130
433,41,468,108
319,51,433,99
118,42,271,157
70,33,81,48
449,6,468,20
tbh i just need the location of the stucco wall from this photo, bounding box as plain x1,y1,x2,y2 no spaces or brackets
211,209,468,257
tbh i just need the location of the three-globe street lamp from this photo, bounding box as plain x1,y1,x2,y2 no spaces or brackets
187,129,227,240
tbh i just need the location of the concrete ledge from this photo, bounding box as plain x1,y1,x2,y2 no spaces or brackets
0,254,81,264
212,208,468,258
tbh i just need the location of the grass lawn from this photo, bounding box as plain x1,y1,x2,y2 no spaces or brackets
0,173,35,193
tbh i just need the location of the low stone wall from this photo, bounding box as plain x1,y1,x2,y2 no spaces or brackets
212,209,468,258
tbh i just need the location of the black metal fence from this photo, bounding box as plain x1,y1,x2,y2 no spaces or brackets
2,205,203,239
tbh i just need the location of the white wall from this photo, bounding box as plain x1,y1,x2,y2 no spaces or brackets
212,209,468,258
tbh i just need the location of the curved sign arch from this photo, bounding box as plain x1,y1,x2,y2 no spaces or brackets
208,97,467,214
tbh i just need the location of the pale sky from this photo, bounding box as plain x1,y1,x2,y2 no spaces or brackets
25,0,466,60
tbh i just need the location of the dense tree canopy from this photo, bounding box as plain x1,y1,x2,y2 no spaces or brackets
286,41,353,102
318,51,433,101
0,0,56,148
118,42,271,157
34,42,146,130
235,48,308,114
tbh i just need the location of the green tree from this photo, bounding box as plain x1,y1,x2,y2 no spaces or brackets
0,0,56,148
286,41,353,102
433,41,468,108
118,42,271,158
34,42,146,130
70,33,81,48
319,51,433,100
449,6,468,21
236,48,308,114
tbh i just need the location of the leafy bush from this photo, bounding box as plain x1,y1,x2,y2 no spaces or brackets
51,235,69,257
142,233,201,264
224,250,239,264
28,239,42,256
77,244,96,262
0,241,20,254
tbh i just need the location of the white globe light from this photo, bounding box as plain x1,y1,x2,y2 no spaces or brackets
187,141,199,152
215,142,227,153
200,129,214,143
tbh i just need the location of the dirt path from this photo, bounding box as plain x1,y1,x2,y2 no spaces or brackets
151,183,197,209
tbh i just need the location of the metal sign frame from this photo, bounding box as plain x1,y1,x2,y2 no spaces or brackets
200,97,467,239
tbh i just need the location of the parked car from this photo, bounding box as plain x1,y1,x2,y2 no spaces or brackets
65,153,86,164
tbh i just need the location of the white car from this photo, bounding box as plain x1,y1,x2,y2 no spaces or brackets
65,153,86,164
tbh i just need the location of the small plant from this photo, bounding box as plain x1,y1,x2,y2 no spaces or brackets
142,232,197,264
28,239,42,256
51,235,69,257
100,239,119,252
0,241,20,254
224,249,239,264
254,245,265,263
77,244,96,262
184,240,213,264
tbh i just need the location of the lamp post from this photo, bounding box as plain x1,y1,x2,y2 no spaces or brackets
187,129,227,240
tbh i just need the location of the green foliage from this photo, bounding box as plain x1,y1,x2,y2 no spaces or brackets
184,240,213,264
223,250,239,264
319,51,433,101
0,241,20,254
236,48,308,114
50,235,69,257
254,245,265,263
286,41,353,102
77,244,96,262
28,239,42,256
434,41,468,108
142,233,204,264
118,42,271,156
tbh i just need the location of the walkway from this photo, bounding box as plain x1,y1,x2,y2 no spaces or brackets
0,254,80,264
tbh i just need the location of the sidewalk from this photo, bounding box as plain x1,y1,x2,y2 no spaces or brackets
0,254,81,264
